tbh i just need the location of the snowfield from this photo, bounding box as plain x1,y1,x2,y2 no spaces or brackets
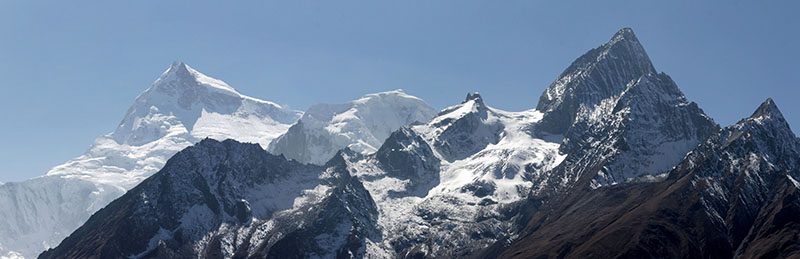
343,94,566,257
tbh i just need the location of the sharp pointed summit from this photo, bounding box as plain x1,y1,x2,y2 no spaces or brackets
112,62,301,145
536,28,656,135
528,28,717,191
168,61,189,73
161,61,198,84
153,61,239,95
606,27,651,65
729,98,799,159
731,98,794,140
750,98,785,120
609,27,638,43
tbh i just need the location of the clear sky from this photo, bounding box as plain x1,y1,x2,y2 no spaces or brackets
1,1,798,182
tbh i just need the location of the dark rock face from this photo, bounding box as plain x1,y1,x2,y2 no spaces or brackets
39,139,378,259
266,175,378,259
375,127,440,182
538,72,717,194
493,99,800,258
737,180,800,258
536,28,656,136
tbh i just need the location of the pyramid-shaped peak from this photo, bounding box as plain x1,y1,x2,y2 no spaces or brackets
164,61,193,77
155,61,239,94
730,98,800,165
164,61,194,77
731,97,798,145
535,27,656,134
610,27,639,44
750,98,785,121
170,61,187,69
601,27,650,63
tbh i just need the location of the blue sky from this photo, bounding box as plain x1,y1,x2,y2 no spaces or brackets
1,1,798,182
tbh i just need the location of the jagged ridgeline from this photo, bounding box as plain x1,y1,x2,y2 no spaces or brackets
38,28,800,259
493,99,800,258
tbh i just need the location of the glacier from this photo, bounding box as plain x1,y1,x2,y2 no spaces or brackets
342,93,566,257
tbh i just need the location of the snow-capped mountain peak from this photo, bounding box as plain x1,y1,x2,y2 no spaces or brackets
528,28,717,192
536,28,656,135
154,61,240,95
731,98,794,142
0,62,301,259
111,62,300,146
268,89,437,165
718,98,800,171
51,62,302,183
687,98,800,188
493,99,800,259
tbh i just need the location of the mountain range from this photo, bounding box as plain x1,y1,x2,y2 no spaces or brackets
2,28,798,259
0,63,431,259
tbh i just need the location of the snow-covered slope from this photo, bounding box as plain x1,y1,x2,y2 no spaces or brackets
0,62,301,259
342,93,565,257
40,139,378,259
49,61,301,188
268,90,436,165
687,99,800,256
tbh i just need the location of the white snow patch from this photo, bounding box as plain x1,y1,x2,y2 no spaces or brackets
788,175,800,189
